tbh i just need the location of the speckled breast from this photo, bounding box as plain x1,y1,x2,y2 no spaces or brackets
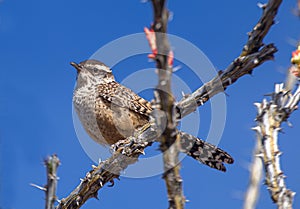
73,86,107,145
73,85,149,145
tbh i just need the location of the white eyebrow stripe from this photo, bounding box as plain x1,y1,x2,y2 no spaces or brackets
86,64,111,73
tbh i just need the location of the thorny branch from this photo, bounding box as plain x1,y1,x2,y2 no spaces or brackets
150,0,185,208
252,82,299,209
55,124,156,209
176,45,277,118
45,154,60,209
249,43,300,209
56,124,232,209
241,0,282,56
56,0,282,208
244,43,300,209
176,0,282,118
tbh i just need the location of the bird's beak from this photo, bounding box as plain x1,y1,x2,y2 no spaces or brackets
70,62,81,73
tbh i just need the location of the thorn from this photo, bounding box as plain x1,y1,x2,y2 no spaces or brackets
262,98,268,105
173,65,182,72
254,102,262,108
86,172,92,179
251,126,261,132
273,20,279,25
270,104,278,110
30,183,47,191
255,153,264,158
224,77,233,85
287,121,293,127
98,158,102,164
80,178,84,182
198,99,204,106
257,2,267,9
168,11,174,21
92,165,97,169
99,181,103,187
278,128,285,134
76,196,81,206
277,172,286,178
93,192,99,200
138,150,145,155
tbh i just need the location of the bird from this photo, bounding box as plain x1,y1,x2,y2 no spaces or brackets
71,59,234,171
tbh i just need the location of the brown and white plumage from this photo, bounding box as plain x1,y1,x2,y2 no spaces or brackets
97,81,152,117
95,82,151,145
72,59,233,171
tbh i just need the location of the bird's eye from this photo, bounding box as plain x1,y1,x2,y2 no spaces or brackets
93,68,98,74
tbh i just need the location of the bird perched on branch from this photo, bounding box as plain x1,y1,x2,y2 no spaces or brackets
71,59,233,171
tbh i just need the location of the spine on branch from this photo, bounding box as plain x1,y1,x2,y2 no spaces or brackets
252,83,299,209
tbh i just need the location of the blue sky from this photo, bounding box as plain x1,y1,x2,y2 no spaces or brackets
1,1,300,209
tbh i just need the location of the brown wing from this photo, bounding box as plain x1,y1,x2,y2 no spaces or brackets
97,81,152,117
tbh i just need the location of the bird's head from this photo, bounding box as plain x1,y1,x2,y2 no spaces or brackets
70,59,114,87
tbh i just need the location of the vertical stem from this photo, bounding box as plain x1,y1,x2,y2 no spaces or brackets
252,83,299,209
45,154,60,209
150,0,185,208
243,138,263,209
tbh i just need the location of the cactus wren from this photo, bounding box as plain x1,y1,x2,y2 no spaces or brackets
71,59,234,171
